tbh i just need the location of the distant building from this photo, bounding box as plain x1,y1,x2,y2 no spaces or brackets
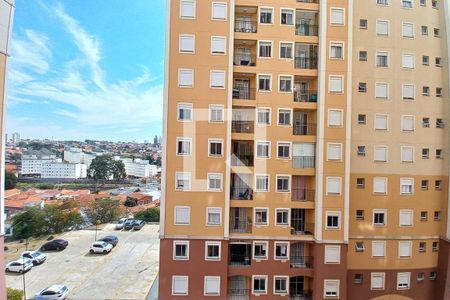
4,133,7,144
41,162,87,179
63,147,95,168
11,132,20,145
121,158,157,178
21,149,59,175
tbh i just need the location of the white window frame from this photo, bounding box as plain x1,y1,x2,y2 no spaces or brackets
376,19,390,36
329,41,345,59
324,245,341,264
204,276,221,296
208,138,223,157
209,104,224,123
375,82,389,99
399,209,413,226
273,276,289,295
173,240,190,260
371,273,385,290
376,51,389,67
172,275,189,296
255,174,270,192
180,0,196,19
211,2,227,20
328,109,343,127
179,34,195,53
178,68,194,88
329,75,344,93
279,41,294,59
374,114,389,130
373,209,387,226
258,74,272,92
207,173,223,192
253,241,269,259
174,205,191,225
257,107,271,125
177,103,193,122
256,141,271,159
402,84,415,100
277,108,292,125
400,178,414,195
259,7,274,25
278,75,293,93
210,70,226,89
326,211,341,230
397,272,411,290
330,7,345,26
176,137,192,156
372,240,386,257
175,172,192,191
402,22,415,38
401,146,414,163
402,53,415,69
277,142,292,160
398,241,412,258
401,115,415,132
254,208,269,226
258,40,273,58
252,275,268,295
276,174,291,193
373,177,388,194
280,8,294,26
274,242,290,260
324,280,340,298
211,36,227,55
206,207,222,225
205,241,221,260
275,208,290,226
326,177,342,195
327,143,343,161
374,146,388,162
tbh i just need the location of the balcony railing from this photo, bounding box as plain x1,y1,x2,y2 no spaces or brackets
229,254,251,266
235,21,257,33
297,0,319,3
233,88,256,100
290,256,314,268
295,24,319,36
290,291,313,300
228,288,250,299
230,220,252,233
294,90,318,102
293,124,316,136
232,121,254,133
231,187,253,200
294,57,318,69
231,155,254,167
292,189,315,202
234,54,256,67
293,156,315,169
291,222,314,235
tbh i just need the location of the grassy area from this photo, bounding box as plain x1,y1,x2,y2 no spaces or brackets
4,236,52,262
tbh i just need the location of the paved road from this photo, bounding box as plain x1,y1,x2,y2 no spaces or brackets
6,224,160,300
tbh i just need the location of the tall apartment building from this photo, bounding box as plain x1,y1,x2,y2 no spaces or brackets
160,0,450,299
0,0,14,298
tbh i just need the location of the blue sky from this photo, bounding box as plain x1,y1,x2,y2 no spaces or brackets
6,0,165,142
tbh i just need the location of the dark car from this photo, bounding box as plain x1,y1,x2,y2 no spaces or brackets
41,239,69,251
99,235,119,247
132,220,145,230
123,219,135,230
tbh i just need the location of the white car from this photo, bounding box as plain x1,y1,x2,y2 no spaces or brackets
5,258,33,273
89,241,113,254
34,285,69,299
115,217,128,230
22,250,47,265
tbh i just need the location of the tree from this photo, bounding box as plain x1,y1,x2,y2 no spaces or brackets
124,197,138,207
5,171,17,190
7,288,24,300
134,207,160,222
84,198,121,224
111,160,126,179
88,155,114,182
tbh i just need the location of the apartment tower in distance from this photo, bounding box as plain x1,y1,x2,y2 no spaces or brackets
0,0,14,298
160,0,450,299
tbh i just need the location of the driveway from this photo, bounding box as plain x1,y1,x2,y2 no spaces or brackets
6,224,160,300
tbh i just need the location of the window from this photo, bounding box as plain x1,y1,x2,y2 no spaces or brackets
358,114,366,124
399,210,413,226
419,242,426,252
329,76,344,93
175,206,190,224
172,276,189,296
274,276,288,294
401,178,414,194
422,148,430,159
376,52,389,67
417,272,425,282
330,42,344,59
211,36,226,54
402,84,415,100
256,141,270,158
205,241,221,260
374,146,388,162
330,8,345,25
260,8,273,24
373,210,386,226
280,42,293,59
359,82,367,93
421,180,429,189
430,272,437,280
402,0,413,8
375,83,389,99
179,34,195,53
355,242,365,252
423,86,430,96
276,209,289,226
255,209,268,226
357,146,366,156
422,117,430,128
356,209,365,220
280,9,294,25
209,139,223,157
326,212,340,229
420,0,426,5
436,149,443,159
435,180,442,190
436,118,444,128
177,137,191,156
180,0,195,18
354,274,363,284
359,51,368,61
372,241,386,257
401,146,414,163
328,110,343,127
432,242,439,251
421,26,428,35
204,276,220,296
434,28,440,37
399,241,412,258
175,172,191,190
174,241,189,259
434,57,442,67
397,273,410,290
253,276,267,294
360,19,368,29
324,280,339,298
376,20,389,35
212,2,227,20
325,245,341,264
208,174,222,191
371,273,385,290
402,22,414,38
434,211,441,221
257,108,271,125
253,241,268,259
402,53,415,69
279,76,292,92
209,105,224,123
373,177,387,194
436,87,443,97
421,211,428,221
178,69,194,87
210,70,226,88
274,242,289,260
377,0,389,5
375,114,388,130
277,142,291,159
178,103,193,121
276,175,290,192
258,75,271,91
432,0,438,8
206,207,221,225
357,178,365,189
423,56,430,65
326,177,342,195
328,143,342,161
259,41,272,58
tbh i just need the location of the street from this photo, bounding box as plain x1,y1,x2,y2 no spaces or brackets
6,224,160,300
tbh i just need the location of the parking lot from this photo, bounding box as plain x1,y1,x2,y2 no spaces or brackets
6,224,160,300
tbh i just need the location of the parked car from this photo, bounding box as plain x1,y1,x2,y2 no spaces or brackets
89,241,113,254
115,218,128,230
41,239,68,251
5,258,33,273
22,251,47,265
34,285,69,299
132,220,145,230
123,219,135,230
98,235,119,247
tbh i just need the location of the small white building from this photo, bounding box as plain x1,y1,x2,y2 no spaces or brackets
121,158,157,178
64,147,96,168
21,150,59,175
41,162,87,179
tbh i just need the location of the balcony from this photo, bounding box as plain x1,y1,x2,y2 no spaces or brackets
229,245,251,266
290,256,314,269
234,40,256,67
233,88,256,100
293,156,315,169
295,11,319,36
233,75,256,101
228,276,250,300
230,207,252,233
296,24,319,36
294,90,317,103
295,57,318,69
232,141,254,167
235,20,257,33
231,187,253,200
291,208,314,235
293,124,316,136
235,6,257,33
232,121,254,134
292,188,315,202
230,220,252,233
294,44,318,70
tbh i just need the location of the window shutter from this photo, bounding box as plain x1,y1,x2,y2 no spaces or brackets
403,85,415,99
371,274,384,289
399,210,412,226
211,71,226,88
373,178,387,193
180,0,196,18
375,115,387,129
399,242,411,257
375,83,388,98
205,277,220,294
176,207,190,224
328,110,342,126
325,246,340,263
326,177,341,195
402,147,414,162
173,276,188,294
402,116,414,131
179,69,194,87
212,3,227,19
180,35,194,52
374,147,387,161
330,9,344,25
372,241,385,256
211,37,226,53
293,143,315,156
377,21,388,35
329,76,343,92
328,144,341,160
403,23,414,37
403,54,414,68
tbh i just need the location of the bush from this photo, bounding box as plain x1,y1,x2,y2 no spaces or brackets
135,207,160,222
7,288,24,300
5,172,17,190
